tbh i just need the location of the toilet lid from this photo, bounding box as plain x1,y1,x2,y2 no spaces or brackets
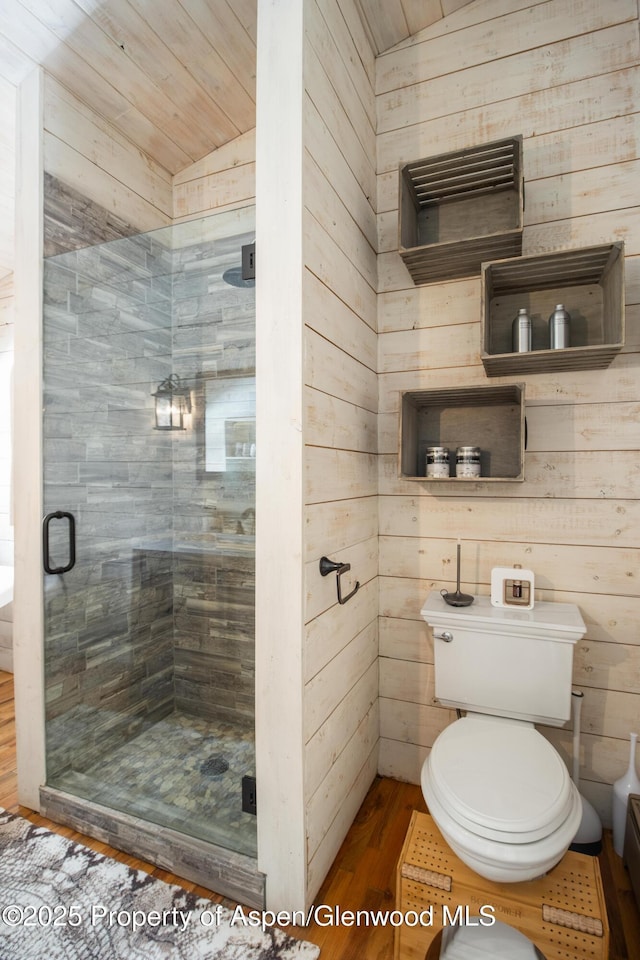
428,716,575,843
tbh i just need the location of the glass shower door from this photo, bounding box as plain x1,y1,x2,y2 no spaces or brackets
42,208,257,858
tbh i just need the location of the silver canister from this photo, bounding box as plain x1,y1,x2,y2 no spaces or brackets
426,446,450,478
512,307,532,352
549,303,571,349
456,446,481,478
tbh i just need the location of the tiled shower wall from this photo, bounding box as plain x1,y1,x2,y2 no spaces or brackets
43,176,255,779
170,228,256,728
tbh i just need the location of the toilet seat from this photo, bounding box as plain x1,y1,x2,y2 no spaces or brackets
421,714,583,882
427,714,574,843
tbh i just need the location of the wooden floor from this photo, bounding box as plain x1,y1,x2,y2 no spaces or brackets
1,671,639,958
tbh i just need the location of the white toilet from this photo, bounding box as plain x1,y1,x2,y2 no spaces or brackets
421,591,586,884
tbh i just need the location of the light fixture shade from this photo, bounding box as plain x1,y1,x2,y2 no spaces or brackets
152,375,192,430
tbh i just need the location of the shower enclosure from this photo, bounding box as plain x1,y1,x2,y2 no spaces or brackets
39,205,260,902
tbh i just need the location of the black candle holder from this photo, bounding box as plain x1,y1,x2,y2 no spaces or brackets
441,540,474,607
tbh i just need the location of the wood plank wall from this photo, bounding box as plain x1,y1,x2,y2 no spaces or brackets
43,75,172,234
302,0,379,901
172,128,256,221
376,0,640,827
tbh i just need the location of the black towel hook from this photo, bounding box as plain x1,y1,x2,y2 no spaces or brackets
319,556,360,605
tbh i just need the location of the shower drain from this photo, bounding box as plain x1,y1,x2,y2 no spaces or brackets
200,755,229,777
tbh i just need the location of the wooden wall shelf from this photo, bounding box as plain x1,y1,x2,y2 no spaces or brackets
481,242,625,376
399,383,525,482
398,136,523,285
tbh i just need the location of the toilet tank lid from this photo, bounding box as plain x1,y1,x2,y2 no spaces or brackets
421,591,585,643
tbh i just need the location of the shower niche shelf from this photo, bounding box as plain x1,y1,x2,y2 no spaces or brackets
398,135,524,285
481,242,625,376
399,383,525,482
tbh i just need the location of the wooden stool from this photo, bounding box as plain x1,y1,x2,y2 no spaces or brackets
395,812,609,960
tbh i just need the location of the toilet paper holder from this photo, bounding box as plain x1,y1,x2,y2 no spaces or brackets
319,556,360,605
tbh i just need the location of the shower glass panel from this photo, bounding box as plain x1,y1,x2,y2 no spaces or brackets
42,206,256,858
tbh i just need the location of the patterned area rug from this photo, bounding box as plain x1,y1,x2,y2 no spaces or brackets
0,809,320,959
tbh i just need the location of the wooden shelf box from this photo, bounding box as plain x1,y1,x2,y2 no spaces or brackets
399,383,525,482
481,242,625,376
398,136,524,285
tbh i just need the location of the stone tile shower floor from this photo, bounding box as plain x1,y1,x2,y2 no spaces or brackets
50,712,257,858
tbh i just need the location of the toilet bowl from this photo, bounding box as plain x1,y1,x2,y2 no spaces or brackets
421,714,583,882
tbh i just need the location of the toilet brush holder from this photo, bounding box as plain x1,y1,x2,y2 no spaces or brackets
612,731,640,857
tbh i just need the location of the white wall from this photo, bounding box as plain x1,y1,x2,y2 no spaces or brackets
376,0,640,827
0,77,16,282
13,69,46,808
0,275,13,568
0,273,14,671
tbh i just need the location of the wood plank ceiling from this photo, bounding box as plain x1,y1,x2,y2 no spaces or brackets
0,0,474,281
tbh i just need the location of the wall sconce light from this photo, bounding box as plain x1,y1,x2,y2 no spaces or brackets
152,374,192,430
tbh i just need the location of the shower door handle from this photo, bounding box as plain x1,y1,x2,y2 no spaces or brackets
43,511,76,574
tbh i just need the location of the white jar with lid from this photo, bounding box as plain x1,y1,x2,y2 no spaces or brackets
456,446,481,478
426,446,450,478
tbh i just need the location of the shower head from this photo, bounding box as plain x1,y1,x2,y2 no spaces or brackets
222,266,255,288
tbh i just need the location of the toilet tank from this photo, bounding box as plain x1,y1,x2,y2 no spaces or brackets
421,591,586,726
